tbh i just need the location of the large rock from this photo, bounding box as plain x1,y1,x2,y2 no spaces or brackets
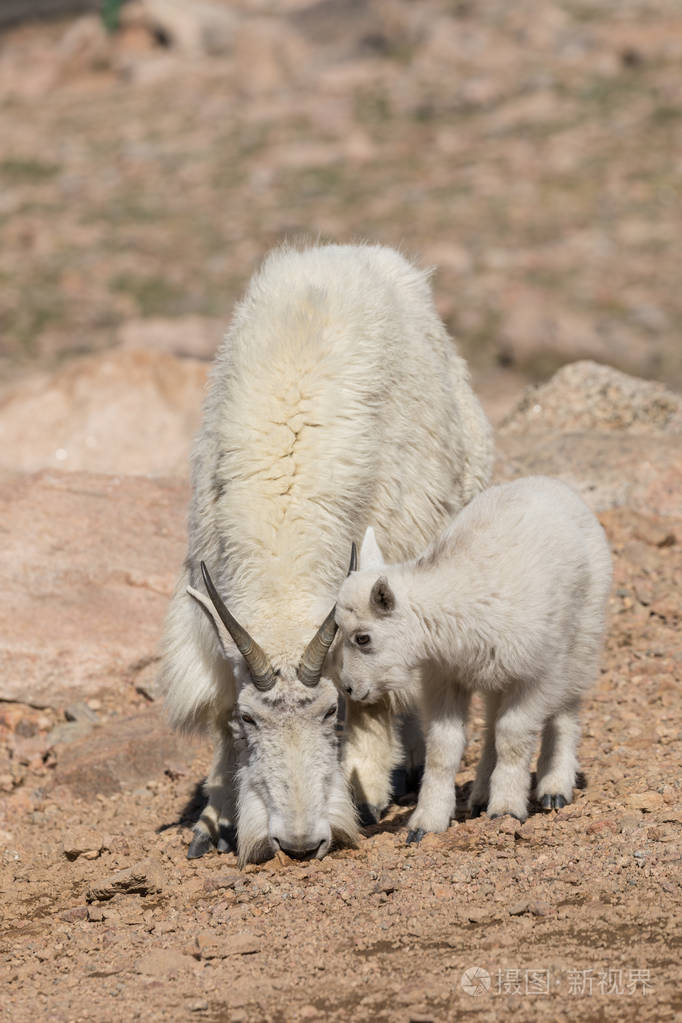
54,708,192,799
497,361,682,515
499,360,682,436
0,470,188,708
0,348,207,476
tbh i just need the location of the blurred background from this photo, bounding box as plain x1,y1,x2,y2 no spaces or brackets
0,0,680,474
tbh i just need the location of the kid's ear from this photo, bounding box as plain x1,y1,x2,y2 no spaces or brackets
370,576,395,615
359,526,386,570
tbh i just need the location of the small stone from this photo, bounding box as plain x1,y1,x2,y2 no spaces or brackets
419,831,446,850
188,1002,209,1014
63,827,104,861
467,907,487,923
514,819,535,841
135,682,156,702
137,949,193,976
627,791,663,813
86,860,164,902
192,930,261,959
508,899,549,917
59,906,89,923
64,702,99,723
202,871,241,893
372,873,397,896
263,849,291,872
586,819,612,835
87,905,105,922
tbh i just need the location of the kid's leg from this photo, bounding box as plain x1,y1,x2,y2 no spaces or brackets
407,682,470,842
468,691,501,817
536,696,582,810
487,686,546,822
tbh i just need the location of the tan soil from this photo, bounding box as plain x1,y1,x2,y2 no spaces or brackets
1,502,680,1022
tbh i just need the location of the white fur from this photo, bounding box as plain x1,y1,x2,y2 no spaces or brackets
158,242,493,861
336,476,612,834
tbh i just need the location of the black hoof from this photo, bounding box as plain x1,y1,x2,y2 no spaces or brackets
406,828,426,845
358,803,383,827
187,830,214,859
540,794,568,811
469,803,486,819
217,824,236,853
489,812,525,822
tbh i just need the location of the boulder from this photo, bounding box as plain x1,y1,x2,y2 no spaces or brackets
0,348,207,476
54,708,191,798
497,361,682,515
499,360,682,436
0,470,188,708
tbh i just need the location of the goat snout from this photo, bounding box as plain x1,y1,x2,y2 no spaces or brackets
271,835,327,860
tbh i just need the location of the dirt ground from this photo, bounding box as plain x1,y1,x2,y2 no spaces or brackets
0,504,680,1022
0,2,681,1021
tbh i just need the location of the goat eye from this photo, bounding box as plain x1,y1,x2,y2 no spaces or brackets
240,713,257,727
324,704,337,721
355,633,371,647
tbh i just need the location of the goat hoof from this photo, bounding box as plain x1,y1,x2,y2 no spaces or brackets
406,828,426,845
187,830,214,859
540,794,567,811
217,824,236,853
469,803,486,819
489,811,525,821
358,803,383,826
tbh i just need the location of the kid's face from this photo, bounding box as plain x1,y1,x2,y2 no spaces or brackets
334,572,413,703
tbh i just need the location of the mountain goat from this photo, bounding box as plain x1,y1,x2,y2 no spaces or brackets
159,243,493,863
335,476,612,842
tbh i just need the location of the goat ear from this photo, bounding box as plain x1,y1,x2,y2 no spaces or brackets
370,576,395,615
187,585,233,659
359,526,386,570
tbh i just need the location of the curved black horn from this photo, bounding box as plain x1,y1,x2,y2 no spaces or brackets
298,544,357,687
200,562,278,691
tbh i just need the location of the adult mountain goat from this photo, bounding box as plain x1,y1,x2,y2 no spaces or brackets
159,243,493,863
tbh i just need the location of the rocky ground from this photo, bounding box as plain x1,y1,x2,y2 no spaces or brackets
1,362,680,1022
0,2,681,1021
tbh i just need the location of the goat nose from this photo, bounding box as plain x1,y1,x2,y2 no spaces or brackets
344,684,353,695
278,839,325,861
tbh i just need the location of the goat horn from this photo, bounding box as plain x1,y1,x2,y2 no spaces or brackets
200,562,278,692
298,543,358,687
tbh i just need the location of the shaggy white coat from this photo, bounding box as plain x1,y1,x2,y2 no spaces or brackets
336,476,612,836
159,242,493,862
